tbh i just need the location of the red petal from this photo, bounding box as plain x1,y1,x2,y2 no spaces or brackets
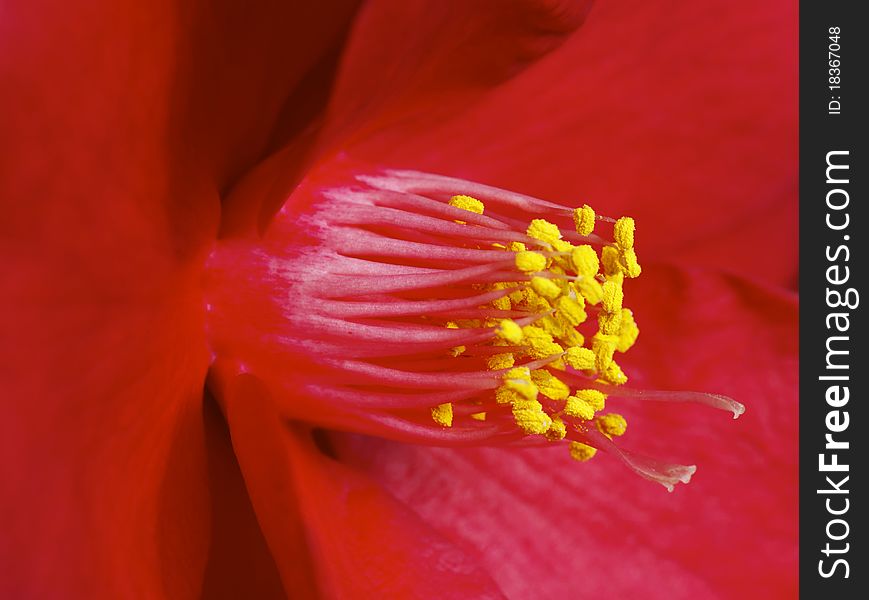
337,0,798,288
210,364,507,598
316,0,593,150
1,0,359,595
328,266,798,597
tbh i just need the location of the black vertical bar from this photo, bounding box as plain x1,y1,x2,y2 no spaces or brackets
800,2,868,596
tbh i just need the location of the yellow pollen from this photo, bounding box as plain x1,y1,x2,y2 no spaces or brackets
431,403,453,427
436,198,642,451
601,245,622,276
564,396,594,421
515,251,547,273
520,325,564,359
512,398,553,434
530,276,563,300
530,369,570,401
592,332,619,371
574,277,604,305
496,386,522,405
601,273,624,313
568,441,598,462
573,204,596,236
550,239,574,253
559,327,585,349
487,352,516,370
600,360,628,385
621,247,642,278
573,388,607,411
511,287,552,313
504,366,532,383
564,346,596,371
496,319,523,344
448,194,485,214
617,308,639,352
598,311,622,336
527,218,562,245
596,413,627,437
537,315,566,339
549,357,567,370
545,417,567,441
570,246,599,279
613,216,635,249
554,296,586,326
564,395,595,420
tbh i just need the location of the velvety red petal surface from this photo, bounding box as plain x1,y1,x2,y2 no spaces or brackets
211,367,506,599
1,0,358,596
330,0,799,289
330,266,799,598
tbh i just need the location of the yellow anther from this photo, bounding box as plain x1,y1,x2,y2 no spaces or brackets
527,218,562,245
496,386,521,405
515,251,547,273
496,319,523,344
601,245,623,276
554,296,586,326
592,332,619,371
613,216,635,249
617,308,639,353
431,403,453,427
550,239,574,253
487,352,515,371
559,327,585,349
492,295,512,310
445,321,459,329
530,369,570,401
569,245,599,277
531,276,563,300
564,347,596,371
574,277,604,305
568,441,598,462
549,357,566,371
512,398,553,435
600,360,628,385
598,311,622,336
504,378,538,399
511,288,552,313
601,272,624,313
449,194,485,214
537,315,566,339
509,241,527,252
573,204,596,236
596,413,627,437
564,395,595,420
573,388,606,411
620,247,642,278
504,366,532,382
545,417,567,441
521,325,564,359
470,412,487,421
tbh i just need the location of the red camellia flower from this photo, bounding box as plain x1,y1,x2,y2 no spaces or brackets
2,0,797,598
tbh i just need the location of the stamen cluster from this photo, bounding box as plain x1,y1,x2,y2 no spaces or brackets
429,193,642,462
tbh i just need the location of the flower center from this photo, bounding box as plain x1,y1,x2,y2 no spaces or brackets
206,166,744,491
